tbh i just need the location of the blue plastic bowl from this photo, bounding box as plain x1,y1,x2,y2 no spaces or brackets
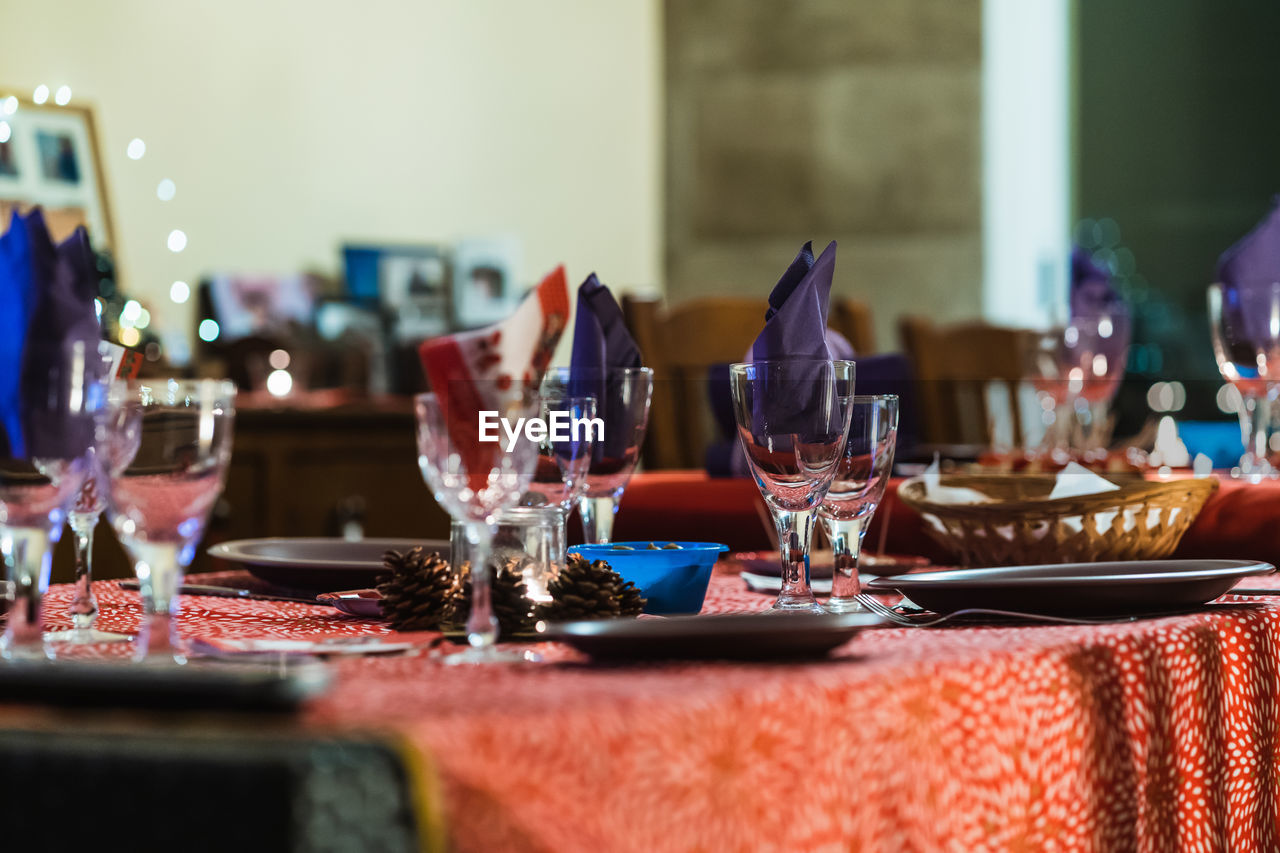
568,542,729,615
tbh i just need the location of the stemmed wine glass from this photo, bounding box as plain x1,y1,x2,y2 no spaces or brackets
819,395,898,613
104,379,237,663
543,367,653,544
1060,313,1129,455
729,359,854,613
415,390,541,664
1208,282,1280,479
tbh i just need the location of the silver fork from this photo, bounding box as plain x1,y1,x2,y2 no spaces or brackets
852,594,1162,627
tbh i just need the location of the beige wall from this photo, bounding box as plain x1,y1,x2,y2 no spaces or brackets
664,0,983,351
0,0,664,350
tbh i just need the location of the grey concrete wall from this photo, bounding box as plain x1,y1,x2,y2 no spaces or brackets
664,0,984,350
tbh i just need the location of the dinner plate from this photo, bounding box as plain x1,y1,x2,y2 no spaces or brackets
866,559,1276,616
316,589,385,619
208,538,449,591
735,551,931,579
541,612,886,661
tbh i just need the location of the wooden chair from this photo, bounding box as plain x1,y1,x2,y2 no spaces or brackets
898,316,1033,448
623,295,877,469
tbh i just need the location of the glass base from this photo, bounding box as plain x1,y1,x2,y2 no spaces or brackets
443,647,541,665
824,597,865,614
770,598,828,615
45,628,133,645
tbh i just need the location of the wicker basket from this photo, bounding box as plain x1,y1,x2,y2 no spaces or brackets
897,474,1219,567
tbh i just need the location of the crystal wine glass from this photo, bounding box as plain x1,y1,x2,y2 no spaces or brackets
105,379,237,663
729,359,854,613
1059,313,1129,455
543,367,653,544
415,390,541,664
818,395,898,612
47,348,139,646
1208,282,1280,479
0,342,106,659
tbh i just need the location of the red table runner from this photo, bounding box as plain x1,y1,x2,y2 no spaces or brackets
29,567,1280,852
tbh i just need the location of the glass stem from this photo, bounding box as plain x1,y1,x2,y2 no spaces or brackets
579,494,619,545
772,507,817,610
464,520,499,648
133,542,184,663
823,515,868,612
1239,392,1273,478
68,511,99,630
1,526,55,658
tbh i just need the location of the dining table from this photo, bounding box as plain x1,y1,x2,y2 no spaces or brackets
8,529,1280,852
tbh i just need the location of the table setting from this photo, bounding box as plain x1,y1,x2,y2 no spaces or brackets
8,212,1280,850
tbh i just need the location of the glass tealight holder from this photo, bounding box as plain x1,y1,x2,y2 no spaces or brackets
450,506,564,603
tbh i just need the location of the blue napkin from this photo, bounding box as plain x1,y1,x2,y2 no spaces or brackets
568,273,643,460
1070,246,1126,319
0,208,103,460
1217,199,1280,288
1215,201,1280,354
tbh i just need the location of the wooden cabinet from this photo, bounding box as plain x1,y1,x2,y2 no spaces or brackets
52,398,449,583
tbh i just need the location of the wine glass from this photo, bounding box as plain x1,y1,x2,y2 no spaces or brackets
1023,328,1073,460
1052,314,1128,456
729,359,854,613
105,379,237,663
47,348,138,647
0,342,106,659
415,390,540,664
542,367,653,544
1208,282,1280,479
819,395,898,613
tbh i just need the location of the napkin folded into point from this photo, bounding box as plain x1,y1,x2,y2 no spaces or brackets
0,208,104,461
568,273,644,460
1047,461,1121,500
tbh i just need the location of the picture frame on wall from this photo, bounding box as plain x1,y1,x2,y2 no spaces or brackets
451,235,522,329
341,243,451,341
0,92,115,250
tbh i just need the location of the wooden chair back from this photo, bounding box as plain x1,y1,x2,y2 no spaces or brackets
624,295,877,469
898,316,1032,448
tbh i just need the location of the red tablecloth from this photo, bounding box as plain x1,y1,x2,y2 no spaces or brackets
29,566,1280,852
616,471,1280,567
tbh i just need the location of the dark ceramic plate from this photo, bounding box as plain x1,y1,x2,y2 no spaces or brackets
541,612,886,661
866,559,1275,616
208,538,450,592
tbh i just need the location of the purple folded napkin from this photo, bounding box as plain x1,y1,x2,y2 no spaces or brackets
0,208,103,460
568,273,643,460
751,241,847,361
1215,201,1280,353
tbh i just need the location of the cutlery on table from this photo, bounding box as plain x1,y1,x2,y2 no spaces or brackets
115,580,324,605
851,593,1251,628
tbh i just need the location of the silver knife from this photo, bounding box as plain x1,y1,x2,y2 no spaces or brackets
116,580,324,605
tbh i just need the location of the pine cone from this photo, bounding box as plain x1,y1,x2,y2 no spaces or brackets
449,558,536,636
376,548,456,631
535,553,646,622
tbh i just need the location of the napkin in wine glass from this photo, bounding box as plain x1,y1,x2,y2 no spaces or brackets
0,208,103,460
418,265,570,471
1215,199,1280,347
744,241,851,439
568,273,643,460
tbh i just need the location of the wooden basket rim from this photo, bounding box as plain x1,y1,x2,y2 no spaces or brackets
897,474,1219,519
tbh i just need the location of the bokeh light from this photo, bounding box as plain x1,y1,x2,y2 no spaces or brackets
32,85,48,104
119,327,141,347
268,349,291,370
1,97,16,115
167,229,187,252
266,369,293,397
54,86,71,105
169,280,190,303
198,318,220,342
126,138,146,160
156,178,176,201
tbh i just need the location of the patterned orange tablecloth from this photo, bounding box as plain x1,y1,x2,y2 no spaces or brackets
35,566,1280,853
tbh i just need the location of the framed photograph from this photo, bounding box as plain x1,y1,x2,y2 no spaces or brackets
452,235,523,329
342,243,451,341
0,93,114,250
206,273,319,340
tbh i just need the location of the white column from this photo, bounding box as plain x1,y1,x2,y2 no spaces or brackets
982,0,1072,329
